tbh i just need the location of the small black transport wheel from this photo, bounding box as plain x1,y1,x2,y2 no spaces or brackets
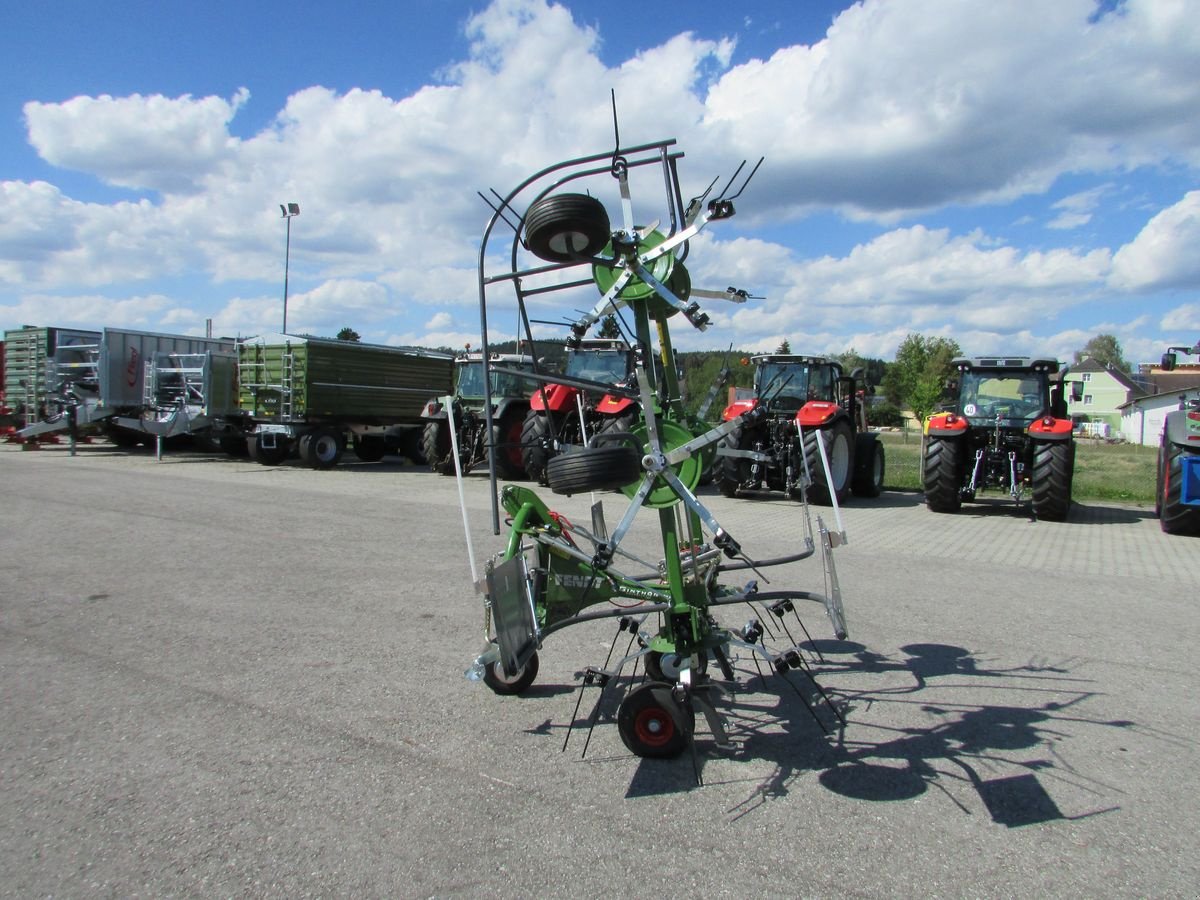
524,193,611,263
302,427,343,470
617,682,694,759
248,434,289,466
644,650,708,683
1030,439,1073,521
352,435,387,462
851,433,885,497
922,435,963,513
546,444,642,495
482,650,539,695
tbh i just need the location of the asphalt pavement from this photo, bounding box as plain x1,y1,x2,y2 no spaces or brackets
1,440,1197,897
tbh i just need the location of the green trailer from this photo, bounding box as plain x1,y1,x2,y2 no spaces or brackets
236,333,454,468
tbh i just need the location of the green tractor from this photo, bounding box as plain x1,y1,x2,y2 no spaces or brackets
1156,343,1200,535
923,356,1079,520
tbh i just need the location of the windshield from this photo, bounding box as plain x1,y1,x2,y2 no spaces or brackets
756,362,834,410
565,349,630,385
958,371,1047,423
455,360,538,399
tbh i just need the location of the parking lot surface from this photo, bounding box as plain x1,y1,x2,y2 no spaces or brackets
1,442,1197,897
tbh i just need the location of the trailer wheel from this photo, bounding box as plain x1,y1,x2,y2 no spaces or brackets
491,409,527,480
851,433,885,498
520,411,552,485
617,682,693,759
1031,440,1073,521
524,193,611,263
422,420,455,475
923,436,963,513
1158,440,1200,535
546,444,642,495
301,427,343,470
248,435,289,466
804,419,854,505
482,649,539,695
352,435,387,463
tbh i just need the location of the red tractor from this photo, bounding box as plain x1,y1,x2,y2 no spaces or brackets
520,338,639,484
716,354,883,503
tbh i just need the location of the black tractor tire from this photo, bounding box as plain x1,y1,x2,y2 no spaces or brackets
851,433,885,498
524,193,611,263
616,682,694,759
520,411,552,485
352,435,387,462
716,425,749,498
546,444,642,496
492,409,527,480
1158,441,1200,535
804,419,854,505
301,427,344,470
923,436,964,513
1030,440,1073,521
247,434,290,466
422,420,455,476
482,649,539,695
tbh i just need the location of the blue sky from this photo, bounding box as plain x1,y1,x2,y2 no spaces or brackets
2,0,1198,365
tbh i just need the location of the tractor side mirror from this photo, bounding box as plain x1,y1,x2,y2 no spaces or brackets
1071,380,1084,402
1161,351,1177,371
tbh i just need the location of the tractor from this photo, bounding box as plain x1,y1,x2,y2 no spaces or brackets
715,354,884,503
520,338,639,484
923,356,1078,520
1155,343,1200,535
422,352,537,479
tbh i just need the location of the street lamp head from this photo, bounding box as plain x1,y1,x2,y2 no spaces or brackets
280,202,300,217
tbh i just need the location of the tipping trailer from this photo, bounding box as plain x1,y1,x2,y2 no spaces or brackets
114,346,239,446
3,326,102,431
12,327,232,446
236,333,454,469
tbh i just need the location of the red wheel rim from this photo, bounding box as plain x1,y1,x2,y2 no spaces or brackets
633,706,675,748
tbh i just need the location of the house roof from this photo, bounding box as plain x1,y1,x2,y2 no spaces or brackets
1066,357,1141,392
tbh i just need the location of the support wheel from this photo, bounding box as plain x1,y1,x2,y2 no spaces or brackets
617,682,693,759
524,193,611,263
482,650,539,695
546,444,642,495
923,435,963,513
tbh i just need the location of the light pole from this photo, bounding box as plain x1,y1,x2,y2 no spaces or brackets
280,202,299,333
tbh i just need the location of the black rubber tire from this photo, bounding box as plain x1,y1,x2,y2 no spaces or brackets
923,436,963,513
520,411,552,485
617,682,693,759
1030,440,1073,521
851,433,885,498
804,419,854,505
247,434,289,466
492,409,527,480
524,193,611,263
482,649,539,695
352,435,387,462
1159,441,1200,535
716,425,750,498
546,444,642,495
644,650,708,683
422,420,455,476
302,427,343,470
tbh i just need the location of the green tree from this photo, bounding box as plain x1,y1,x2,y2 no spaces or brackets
597,315,622,339
881,333,961,421
836,347,887,388
1074,333,1131,373
776,339,792,354
336,327,361,342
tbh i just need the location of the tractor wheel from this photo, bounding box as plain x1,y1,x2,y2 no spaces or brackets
546,444,642,496
922,436,964,513
422,421,455,476
352,435,387,462
617,682,693,759
524,193,611,263
247,434,289,466
520,411,552,485
805,419,854,505
1031,440,1073,521
851,433,885,498
482,649,539,696
301,427,343,470
1159,441,1200,535
644,650,708,683
491,409,528,480
716,425,749,498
